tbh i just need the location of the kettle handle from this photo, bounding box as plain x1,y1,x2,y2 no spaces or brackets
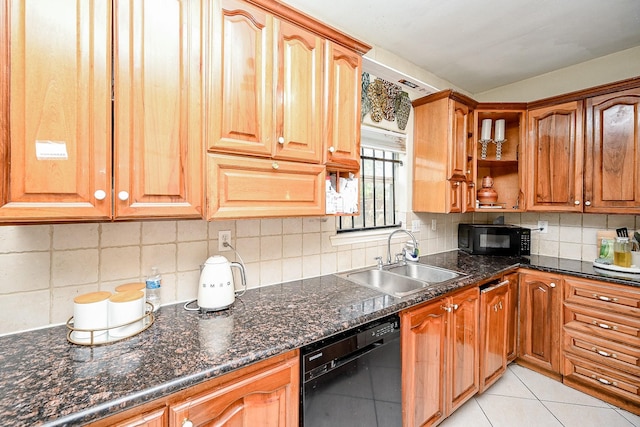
230,261,248,296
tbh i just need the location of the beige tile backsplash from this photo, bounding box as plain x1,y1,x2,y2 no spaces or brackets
0,213,639,335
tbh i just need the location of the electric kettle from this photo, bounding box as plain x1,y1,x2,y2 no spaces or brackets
197,255,247,312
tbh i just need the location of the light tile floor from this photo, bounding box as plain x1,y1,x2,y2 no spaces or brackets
440,364,640,427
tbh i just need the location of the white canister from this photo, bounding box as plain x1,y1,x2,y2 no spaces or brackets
108,290,145,338
632,251,640,268
73,291,111,342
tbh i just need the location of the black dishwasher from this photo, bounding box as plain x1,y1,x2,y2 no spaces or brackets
300,313,401,427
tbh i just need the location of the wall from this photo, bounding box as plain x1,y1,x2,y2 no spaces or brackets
473,46,640,102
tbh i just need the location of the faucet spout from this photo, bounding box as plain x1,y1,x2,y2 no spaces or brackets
387,229,418,264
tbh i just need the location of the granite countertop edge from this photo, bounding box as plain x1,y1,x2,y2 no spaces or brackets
2,251,639,427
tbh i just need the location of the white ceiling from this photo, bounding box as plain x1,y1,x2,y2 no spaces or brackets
281,0,640,95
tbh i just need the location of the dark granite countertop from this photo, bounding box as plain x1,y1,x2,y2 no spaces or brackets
1,251,638,426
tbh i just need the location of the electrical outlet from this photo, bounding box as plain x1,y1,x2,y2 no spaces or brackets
218,230,231,251
431,219,437,231
411,220,421,232
538,220,548,234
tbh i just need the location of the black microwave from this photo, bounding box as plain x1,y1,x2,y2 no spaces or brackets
458,223,531,256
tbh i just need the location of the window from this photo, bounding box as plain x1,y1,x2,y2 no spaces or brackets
338,127,405,233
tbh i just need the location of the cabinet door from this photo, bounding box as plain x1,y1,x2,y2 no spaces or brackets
208,0,275,157
519,272,562,378
274,20,323,164
450,101,470,181
447,287,479,413
113,0,203,219
206,154,325,219
109,408,167,427
505,272,519,362
479,280,509,392
526,101,584,212
324,41,362,171
401,299,448,427
0,0,112,221
585,87,640,213
170,353,299,427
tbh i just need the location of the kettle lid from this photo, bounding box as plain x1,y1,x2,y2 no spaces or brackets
203,255,230,265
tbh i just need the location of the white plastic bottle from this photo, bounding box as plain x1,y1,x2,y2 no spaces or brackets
145,266,162,312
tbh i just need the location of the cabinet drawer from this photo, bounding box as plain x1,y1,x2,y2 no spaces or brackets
564,277,640,316
563,327,639,376
564,302,640,347
564,353,640,407
206,154,325,219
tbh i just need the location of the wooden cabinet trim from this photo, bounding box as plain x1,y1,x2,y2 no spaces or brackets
244,0,371,54
527,76,640,109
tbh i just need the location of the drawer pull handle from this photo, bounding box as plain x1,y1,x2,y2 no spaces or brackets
592,376,616,386
592,348,616,358
593,294,617,302
592,321,615,330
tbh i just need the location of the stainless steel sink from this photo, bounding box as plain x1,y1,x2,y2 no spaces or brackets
342,268,430,297
383,263,461,283
340,263,463,298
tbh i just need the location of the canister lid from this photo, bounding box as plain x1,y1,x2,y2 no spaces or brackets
109,290,144,303
74,291,112,304
115,282,146,293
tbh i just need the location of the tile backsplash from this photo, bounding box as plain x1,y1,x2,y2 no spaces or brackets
0,212,638,335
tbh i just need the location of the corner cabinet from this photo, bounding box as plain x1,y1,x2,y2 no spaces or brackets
0,0,203,222
584,87,640,213
205,0,368,219
518,270,563,380
473,106,526,212
401,286,479,427
526,101,584,212
412,91,476,213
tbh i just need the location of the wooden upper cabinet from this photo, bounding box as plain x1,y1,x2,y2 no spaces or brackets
324,41,362,171
0,0,112,221
113,0,203,219
0,0,203,222
209,0,324,164
275,19,323,163
451,101,470,182
526,101,584,212
208,0,274,157
585,87,640,213
412,91,476,213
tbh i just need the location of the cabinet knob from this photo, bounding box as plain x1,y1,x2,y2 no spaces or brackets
549,282,556,288
272,162,279,170
328,146,335,153
441,305,452,312
452,304,459,310
574,200,580,205
277,136,285,144
585,201,592,206
94,190,107,201
117,191,129,201
182,420,194,427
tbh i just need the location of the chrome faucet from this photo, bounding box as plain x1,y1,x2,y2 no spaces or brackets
387,229,418,265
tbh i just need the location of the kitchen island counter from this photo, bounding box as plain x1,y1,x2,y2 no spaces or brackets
0,251,637,426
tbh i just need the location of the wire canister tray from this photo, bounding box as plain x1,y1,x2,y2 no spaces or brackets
66,302,155,346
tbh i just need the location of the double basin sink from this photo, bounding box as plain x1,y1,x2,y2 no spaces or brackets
339,262,465,298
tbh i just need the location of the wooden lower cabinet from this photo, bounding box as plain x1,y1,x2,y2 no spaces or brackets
504,272,519,362
479,278,510,393
401,286,479,427
88,351,299,427
518,270,563,380
562,276,640,414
